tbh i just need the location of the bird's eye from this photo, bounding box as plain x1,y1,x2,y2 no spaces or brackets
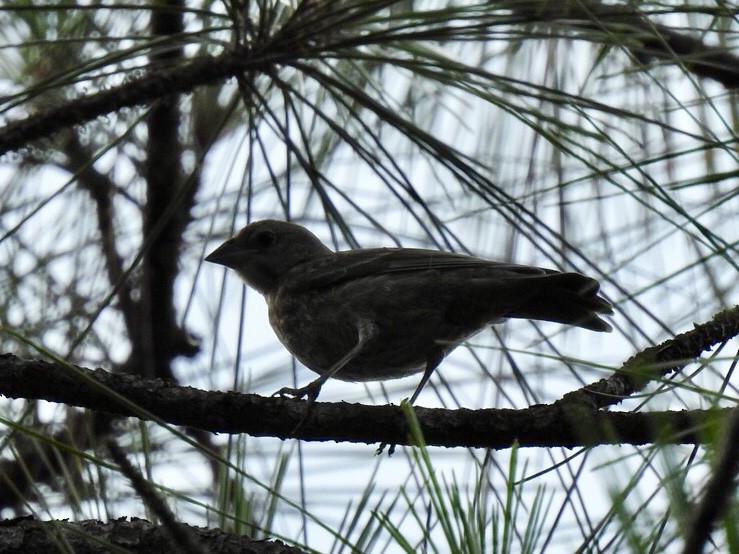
253,229,276,249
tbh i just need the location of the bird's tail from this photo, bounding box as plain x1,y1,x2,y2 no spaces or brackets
508,272,613,332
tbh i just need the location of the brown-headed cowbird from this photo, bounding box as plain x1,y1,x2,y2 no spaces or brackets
206,220,612,403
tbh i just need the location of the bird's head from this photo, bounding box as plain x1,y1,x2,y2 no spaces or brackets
205,220,332,295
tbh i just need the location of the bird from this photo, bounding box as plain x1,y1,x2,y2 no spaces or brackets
205,219,612,404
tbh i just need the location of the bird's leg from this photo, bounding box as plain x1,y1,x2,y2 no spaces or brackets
408,349,444,406
378,348,445,456
275,320,378,402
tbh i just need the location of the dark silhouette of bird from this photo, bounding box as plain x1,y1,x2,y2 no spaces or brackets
206,219,612,403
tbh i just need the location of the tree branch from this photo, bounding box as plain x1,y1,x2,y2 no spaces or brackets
3,3,738,157
0,352,730,449
539,1,739,88
0,516,305,554
560,306,739,410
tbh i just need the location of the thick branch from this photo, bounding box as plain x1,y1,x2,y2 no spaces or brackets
0,51,263,156
136,0,200,379
0,353,728,449
0,517,305,554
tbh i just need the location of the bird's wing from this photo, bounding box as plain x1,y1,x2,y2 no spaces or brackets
285,248,551,291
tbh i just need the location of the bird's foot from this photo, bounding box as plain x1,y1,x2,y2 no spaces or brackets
375,442,397,457
274,379,325,436
274,379,324,402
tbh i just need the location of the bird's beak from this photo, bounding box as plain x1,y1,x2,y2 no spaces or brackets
205,240,240,268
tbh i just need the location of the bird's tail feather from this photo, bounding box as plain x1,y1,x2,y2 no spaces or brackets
508,273,613,332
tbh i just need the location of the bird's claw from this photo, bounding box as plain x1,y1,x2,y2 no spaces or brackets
376,442,398,457
274,381,323,402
